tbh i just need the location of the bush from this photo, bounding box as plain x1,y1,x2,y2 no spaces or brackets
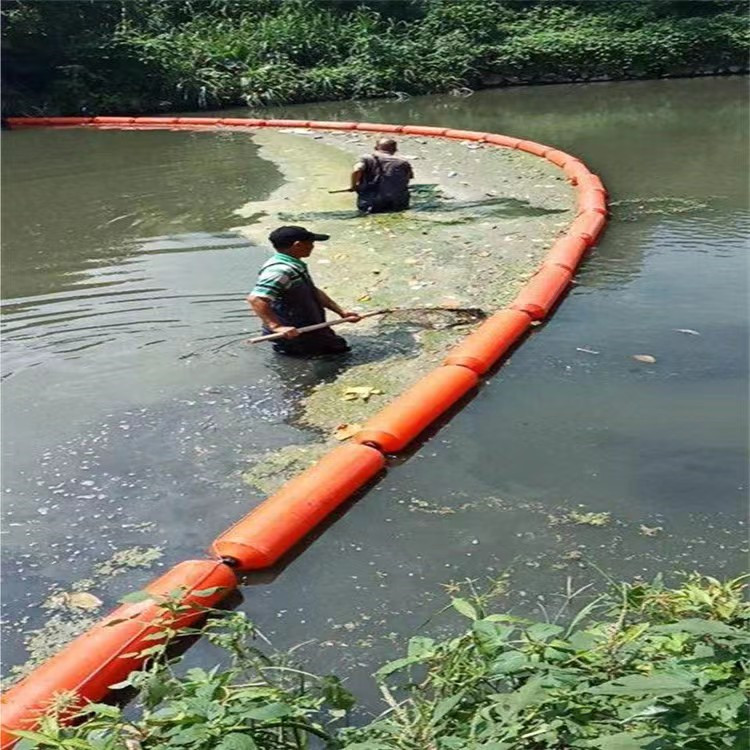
11,573,749,749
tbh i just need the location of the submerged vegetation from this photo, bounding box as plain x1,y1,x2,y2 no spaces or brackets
13,573,750,749
2,0,748,115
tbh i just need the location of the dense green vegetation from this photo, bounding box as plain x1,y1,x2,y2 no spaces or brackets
2,1,748,116
12,573,750,749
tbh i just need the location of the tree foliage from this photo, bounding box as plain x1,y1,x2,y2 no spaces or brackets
1,1,748,113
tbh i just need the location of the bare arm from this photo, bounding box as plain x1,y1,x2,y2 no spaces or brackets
247,294,299,338
315,288,360,321
350,162,365,191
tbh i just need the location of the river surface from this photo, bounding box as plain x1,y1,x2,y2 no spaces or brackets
2,77,747,712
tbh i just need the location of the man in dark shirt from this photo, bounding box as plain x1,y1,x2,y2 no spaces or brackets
350,138,414,214
248,226,360,356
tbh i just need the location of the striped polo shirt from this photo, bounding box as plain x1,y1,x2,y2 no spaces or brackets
250,252,311,301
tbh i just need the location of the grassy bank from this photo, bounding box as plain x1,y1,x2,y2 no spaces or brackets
12,573,749,749
2,0,748,116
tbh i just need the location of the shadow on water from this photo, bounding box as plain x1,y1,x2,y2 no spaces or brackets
278,184,567,224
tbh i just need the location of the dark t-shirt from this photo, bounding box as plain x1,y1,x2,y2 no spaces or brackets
357,153,413,208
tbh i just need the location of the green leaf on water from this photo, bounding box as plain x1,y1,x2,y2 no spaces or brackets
407,635,435,657
526,623,564,642
246,702,293,721
590,673,696,696
192,586,225,597
118,590,152,604
698,687,746,717
490,651,529,675
451,597,479,620
375,655,422,677
654,618,750,641
430,691,465,726
473,620,515,654
588,732,661,749
216,733,258,750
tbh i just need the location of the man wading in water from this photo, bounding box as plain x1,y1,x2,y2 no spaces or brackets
350,138,414,214
248,226,360,356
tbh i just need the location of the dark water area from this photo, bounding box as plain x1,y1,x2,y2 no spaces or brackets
1,78,747,715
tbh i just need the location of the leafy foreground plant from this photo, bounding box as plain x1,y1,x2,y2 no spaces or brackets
12,574,750,750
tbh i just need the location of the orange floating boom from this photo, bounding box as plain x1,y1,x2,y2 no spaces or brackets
212,443,385,570
443,310,532,374
0,560,236,749
353,365,478,453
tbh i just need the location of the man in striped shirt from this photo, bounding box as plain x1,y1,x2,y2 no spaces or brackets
248,226,360,356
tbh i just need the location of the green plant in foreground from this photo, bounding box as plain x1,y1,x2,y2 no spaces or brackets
11,574,750,750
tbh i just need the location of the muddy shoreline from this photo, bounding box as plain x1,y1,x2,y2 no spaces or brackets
232,128,574,490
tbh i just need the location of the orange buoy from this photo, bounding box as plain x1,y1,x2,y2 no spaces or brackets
400,125,448,137
262,119,311,128
92,116,135,125
516,140,551,157
212,443,385,570
576,189,608,216
175,117,222,126
544,235,589,272
484,133,521,149
353,365,478,453
5,117,49,127
354,123,404,133
217,118,264,128
568,211,607,246
563,159,591,185
443,310,532,374
510,264,572,320
0,560,235,749
306,121,358,130
578,173,607,195
443,129,488,141
545,149,577,168
132,117,178,125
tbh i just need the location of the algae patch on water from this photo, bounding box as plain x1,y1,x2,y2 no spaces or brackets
233,127,574,477
2,545,164,688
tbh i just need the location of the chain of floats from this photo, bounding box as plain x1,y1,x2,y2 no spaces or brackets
1,115,608,748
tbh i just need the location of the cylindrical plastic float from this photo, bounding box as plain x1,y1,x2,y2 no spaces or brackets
544,149,577,168
353,365,478,453
443,310,532,374
175,117,223,126
568,211,607,246
400,125,448,137
544,235,589,272
563,159,592,185
263,119,311,128
576,189,608,216
132,117,179,125
218,118,266,128
212,443,385,570
306,121,358,130
510,264,572,320
484,133,522,149
578,173,608,196
0,560,235,749
443,129,488,142
516,140,551,157
354,123,403,133
92,116,135,125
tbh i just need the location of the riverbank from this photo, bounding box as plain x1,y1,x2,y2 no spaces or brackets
232,128,573,491
3,0,747,116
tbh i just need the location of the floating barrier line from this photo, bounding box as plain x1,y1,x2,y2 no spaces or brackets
1,116,608,747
